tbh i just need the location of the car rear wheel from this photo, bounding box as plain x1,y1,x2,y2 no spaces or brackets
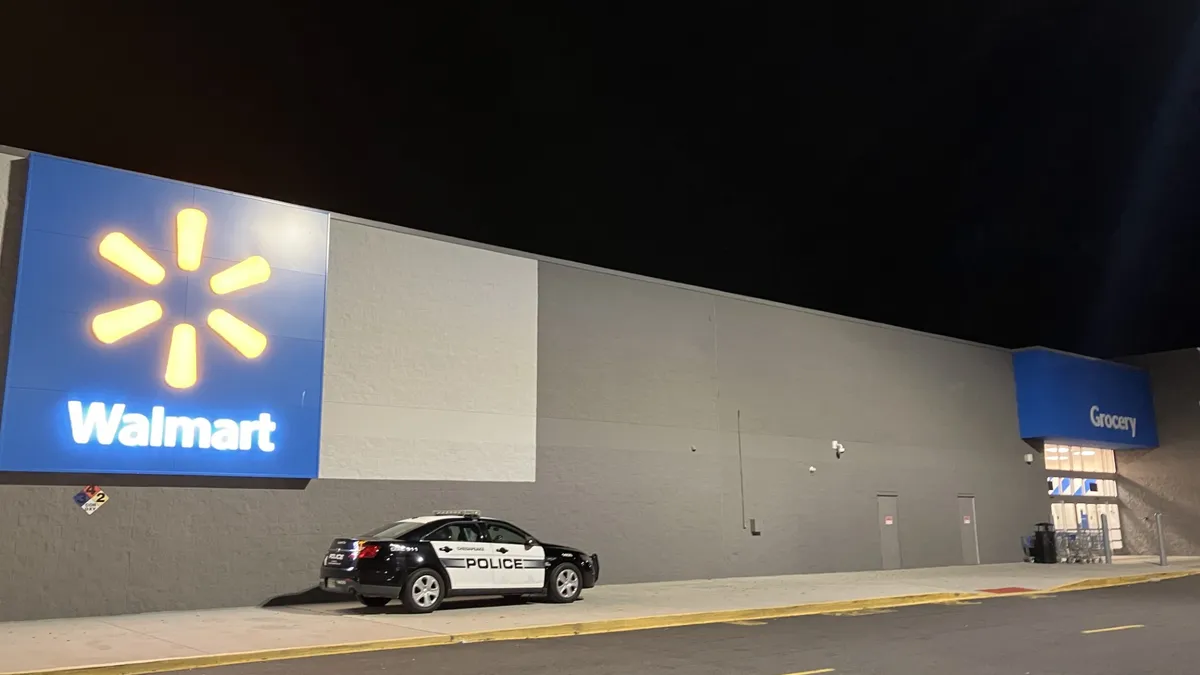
547,562,582,603
358,596,390,608
401,568,445,613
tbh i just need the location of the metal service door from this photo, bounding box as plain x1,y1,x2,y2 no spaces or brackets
877,494,901,570
958,496,980,565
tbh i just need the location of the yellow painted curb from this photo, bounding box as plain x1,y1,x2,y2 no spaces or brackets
1048,568,1200,592
0,591,978,675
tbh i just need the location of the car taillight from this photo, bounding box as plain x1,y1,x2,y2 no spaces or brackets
357,544,380,559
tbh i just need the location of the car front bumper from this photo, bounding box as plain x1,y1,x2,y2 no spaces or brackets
583,553,600,588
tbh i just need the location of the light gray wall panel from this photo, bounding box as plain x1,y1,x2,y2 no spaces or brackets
320,219,538,481
1118,350,1200,556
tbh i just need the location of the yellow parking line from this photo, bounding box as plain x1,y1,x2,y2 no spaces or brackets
784,669,835,675
1081,624,1144,634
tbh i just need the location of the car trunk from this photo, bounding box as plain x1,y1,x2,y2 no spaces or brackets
322,538,360,571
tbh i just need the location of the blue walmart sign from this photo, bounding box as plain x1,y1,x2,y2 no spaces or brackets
0,154,329,478
1012,348,1158,450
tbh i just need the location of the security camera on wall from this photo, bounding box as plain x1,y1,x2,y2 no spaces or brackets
1024,453,1034,465
833,440,846,459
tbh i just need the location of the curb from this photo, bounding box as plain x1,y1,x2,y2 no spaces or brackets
1,592,979,675
1048,568,1200,592
7,570,1199,675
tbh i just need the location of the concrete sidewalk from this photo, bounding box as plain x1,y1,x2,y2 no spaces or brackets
3,558,1199,675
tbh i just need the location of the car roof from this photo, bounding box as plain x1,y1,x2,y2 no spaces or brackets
397,515,516,525
402,515,458,524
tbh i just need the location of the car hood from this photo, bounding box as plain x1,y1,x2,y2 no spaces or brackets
541,542,589,555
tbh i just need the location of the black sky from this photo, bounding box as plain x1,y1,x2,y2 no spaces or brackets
4,2,1200,358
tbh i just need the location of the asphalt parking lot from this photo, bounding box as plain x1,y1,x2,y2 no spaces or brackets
186,575,1200,675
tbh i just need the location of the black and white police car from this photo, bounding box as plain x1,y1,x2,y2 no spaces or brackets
319,510,600,612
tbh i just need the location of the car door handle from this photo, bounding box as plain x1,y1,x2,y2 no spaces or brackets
439,546,453,552
497,547,508,554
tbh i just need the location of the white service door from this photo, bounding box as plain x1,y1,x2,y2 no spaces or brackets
428,523,493,590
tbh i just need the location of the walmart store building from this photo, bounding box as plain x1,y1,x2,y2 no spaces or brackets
1,148,1198,621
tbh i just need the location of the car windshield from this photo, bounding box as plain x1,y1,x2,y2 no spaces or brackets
360,520,424,539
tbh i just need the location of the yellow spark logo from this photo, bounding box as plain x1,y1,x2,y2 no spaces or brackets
90,208,271,390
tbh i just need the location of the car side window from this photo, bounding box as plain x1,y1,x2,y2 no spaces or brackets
484,522,529,545
428,522,481,543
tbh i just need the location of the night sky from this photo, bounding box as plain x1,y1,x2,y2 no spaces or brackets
4,2,1200,358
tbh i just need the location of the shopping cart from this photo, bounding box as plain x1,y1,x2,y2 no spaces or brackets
1054,529,1106,563
1020,535,1035,562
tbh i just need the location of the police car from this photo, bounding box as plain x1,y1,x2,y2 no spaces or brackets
319,510,600,612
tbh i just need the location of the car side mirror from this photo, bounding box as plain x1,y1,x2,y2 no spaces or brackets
525,537,536,548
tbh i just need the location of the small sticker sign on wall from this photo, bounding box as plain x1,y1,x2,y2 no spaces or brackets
963,516,972,524
884,515,894,525
72,485,109,515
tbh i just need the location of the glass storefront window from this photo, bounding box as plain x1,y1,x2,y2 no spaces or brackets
1107,503,1123,549
1048,477,1117,497
1046,445,1122,549
1050,502,1121,548
1043,445,1115,474
1101,449,1117,474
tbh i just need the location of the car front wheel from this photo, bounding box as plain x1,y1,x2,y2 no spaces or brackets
547,562,582,603
401,568,445,613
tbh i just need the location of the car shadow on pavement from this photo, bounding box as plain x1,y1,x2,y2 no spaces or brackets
262,588,581,615
261,586,348,608
343,595,558,615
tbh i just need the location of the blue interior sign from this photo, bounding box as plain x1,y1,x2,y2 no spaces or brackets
0,154,329,478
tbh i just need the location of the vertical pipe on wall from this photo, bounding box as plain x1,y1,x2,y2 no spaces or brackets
737,409,746,529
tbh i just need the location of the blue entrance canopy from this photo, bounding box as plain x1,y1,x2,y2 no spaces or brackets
1012,347,1158,450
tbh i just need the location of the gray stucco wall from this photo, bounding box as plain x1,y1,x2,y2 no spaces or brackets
537,263,1048,577
1118,349,1200,556
0,175,1048,620
0,152,25,397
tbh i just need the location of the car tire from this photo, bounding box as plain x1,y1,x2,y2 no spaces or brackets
547,562,583,603
358,596,390,608
401,568,446,613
